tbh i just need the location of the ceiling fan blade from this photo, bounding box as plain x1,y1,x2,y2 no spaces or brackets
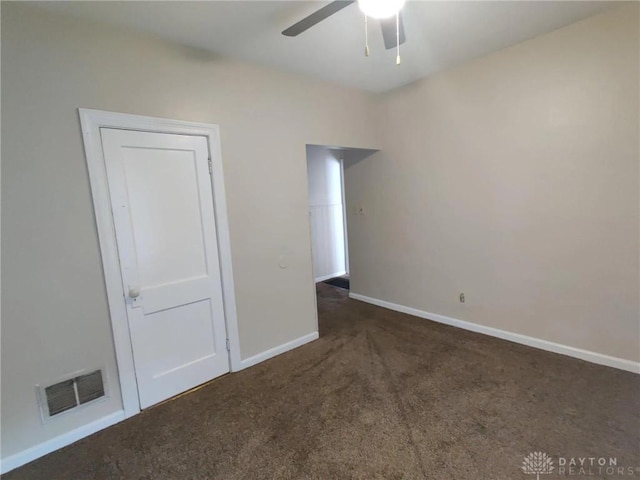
380,12,406,50
282,1,355,37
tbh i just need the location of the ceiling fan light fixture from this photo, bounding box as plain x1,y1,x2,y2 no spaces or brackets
358,0,406,19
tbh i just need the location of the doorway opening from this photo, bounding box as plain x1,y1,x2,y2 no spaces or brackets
306,145,349,289
305,144,378,293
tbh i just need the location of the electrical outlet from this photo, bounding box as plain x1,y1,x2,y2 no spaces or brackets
459,293,465,303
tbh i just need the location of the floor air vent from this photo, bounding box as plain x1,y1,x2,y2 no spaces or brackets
40,369,106,418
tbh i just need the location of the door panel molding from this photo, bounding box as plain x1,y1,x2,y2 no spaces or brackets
79,108,241,419
142,276,211,315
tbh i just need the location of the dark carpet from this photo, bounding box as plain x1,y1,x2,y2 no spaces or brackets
5,284,639,479
322,276,350,290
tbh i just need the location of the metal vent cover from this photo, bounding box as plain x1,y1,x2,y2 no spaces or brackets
40,369,106,418
76,370,105,404
44,380,77,416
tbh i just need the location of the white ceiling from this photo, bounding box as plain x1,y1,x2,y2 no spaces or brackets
34,0,619,92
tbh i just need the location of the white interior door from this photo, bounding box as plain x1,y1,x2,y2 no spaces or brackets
101,128,229,409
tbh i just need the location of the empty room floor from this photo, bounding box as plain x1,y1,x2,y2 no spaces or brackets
5,284,639,479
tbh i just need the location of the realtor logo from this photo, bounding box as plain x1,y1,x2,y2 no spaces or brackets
522,452,555,480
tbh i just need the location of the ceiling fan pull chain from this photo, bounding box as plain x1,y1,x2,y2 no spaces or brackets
364,15,370,57
396,13,401,65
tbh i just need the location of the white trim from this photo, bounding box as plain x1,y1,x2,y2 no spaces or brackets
239,332,319,370
0,411,125,474
339,157,349,276
315,271,347,283
78,108,242,418
349,292,640,374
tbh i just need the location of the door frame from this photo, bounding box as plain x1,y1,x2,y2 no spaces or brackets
339,156,349,277
79,108,241,419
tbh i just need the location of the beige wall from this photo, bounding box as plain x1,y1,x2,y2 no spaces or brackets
0,4,377,457
346,5,639,362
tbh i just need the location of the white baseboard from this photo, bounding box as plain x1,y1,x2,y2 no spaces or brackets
239,331,319,370
315,271,347,283
349,292,640,374
0,410,125,474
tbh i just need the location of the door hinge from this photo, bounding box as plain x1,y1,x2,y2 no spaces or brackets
225,338,230,352
208,157,213,175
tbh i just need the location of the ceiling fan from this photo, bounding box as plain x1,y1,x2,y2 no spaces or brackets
282,0,407,63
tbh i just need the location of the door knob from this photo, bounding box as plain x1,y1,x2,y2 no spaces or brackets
128,287,140,299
